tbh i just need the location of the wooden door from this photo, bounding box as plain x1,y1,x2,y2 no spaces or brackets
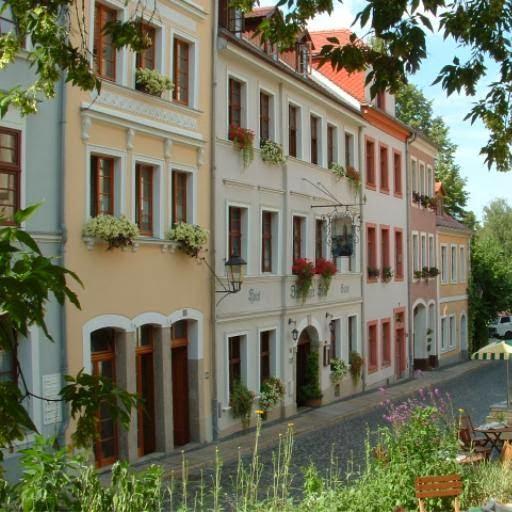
136,325,156,456
171,320,190,447
395,327,406,378
172,345,190,446
296,331,311,405
91,328,118,467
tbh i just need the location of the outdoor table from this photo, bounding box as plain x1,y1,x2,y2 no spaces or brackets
474,424,512,452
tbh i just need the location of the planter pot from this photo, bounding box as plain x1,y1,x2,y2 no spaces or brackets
304,398,322,407
334,383,341,397
428,355,439,368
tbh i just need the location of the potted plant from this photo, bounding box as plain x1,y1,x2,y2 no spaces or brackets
367,266,380,279
260,139,286,165
258,377,285,419
230,381,255,429
420,194,430,209
413,270,423,280
229,125,255,167
345,165,362,195
428,266,440,277
135,68,173,97
329,162,345,180
349,351,364,385
421,266,431,280
330,357,348,394
167,222,208,258
83,215,140,250
382,266,394,282
300,350,322,407
315,258,337,295
292,258,315,302
412,191,421,204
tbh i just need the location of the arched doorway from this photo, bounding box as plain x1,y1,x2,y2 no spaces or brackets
296,329,312,406
413,303,428,370
136,324,156,457
171,320,190,446
91,327,118,467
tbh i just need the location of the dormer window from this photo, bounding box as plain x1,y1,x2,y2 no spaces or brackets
219,0,244,33
296,43,311,75
376,90,386,110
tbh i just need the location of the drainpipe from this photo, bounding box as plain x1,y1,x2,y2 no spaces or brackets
358,124,366,392
210,2,219,441
57,73,68,442
405,130,417,377
278,81,288,407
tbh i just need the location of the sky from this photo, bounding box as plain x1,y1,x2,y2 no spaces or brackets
265,0,511,220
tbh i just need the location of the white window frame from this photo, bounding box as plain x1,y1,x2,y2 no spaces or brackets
412,232,420,274
309,110,323,166
287,100,303,159
344,130,355,168
226,201,251,271
131,16,165,90
89,0,129,86
257,327,279,387
420,233,427,271
428,234,435,268
326,122,339,165
85,144,126,219
258,87,277,144
260,207,280,275
441,244,448,283
449,314,456,349
227,71,249,137
225,332,249,406
411,158,418,197
131,155,165,238
451,243,458,283
459,245,466,282
346,314,359,358
291,213,308,263
170,28,200,109
169,163,198,226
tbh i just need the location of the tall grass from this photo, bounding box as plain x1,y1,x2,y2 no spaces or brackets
1,392,510,511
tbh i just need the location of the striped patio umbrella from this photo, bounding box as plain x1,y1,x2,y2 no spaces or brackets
472,340,512,405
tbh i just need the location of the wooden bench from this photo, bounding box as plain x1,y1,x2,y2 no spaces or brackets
415,474,462,512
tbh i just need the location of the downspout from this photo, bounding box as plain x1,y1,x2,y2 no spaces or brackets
358,123,365,392
57,73,68,441
210,2,219,440
405,130,417,377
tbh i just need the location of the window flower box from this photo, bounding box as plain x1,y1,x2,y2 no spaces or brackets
83,215,139,250
292,258,315,302
135,68,174,97
367,266,380,279
315,258,336,294
382,266,394,282
260,139,286,165
229,125,255,168
167,222,208,258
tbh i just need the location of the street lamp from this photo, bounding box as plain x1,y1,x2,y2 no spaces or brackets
225,254,246,293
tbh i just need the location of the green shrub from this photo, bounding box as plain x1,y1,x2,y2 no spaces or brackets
230,381,255,429
300,350,322,402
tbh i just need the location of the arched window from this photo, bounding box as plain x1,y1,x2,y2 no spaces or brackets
136,324,156,456
91,327,118,467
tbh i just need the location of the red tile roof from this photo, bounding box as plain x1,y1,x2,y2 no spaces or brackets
436,213,471,232
309,29,366,102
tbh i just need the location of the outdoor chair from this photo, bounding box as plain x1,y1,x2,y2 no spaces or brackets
415,474,462,512
459,415,490,450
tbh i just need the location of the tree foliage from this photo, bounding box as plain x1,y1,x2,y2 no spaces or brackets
0,206,137,463
254,0,512,173
394,83,470,221
469,198,512,350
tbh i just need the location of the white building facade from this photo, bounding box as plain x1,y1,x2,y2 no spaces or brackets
213,7,366,436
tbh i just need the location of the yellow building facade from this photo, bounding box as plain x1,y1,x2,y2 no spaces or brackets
436,185,471,365
64,0,213,466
